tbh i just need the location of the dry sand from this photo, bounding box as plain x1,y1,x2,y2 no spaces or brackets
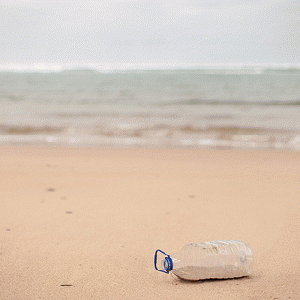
0,145,299,299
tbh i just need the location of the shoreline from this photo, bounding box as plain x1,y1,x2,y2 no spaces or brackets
1,128,300,151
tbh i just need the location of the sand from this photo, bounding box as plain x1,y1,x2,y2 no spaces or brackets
0,145,299,299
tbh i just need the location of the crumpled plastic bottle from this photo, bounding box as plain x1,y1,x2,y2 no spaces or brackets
154,240,253,280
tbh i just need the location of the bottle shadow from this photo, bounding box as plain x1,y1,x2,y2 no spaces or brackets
171,274,254,285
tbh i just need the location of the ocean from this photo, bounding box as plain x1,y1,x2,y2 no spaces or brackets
1,66,300,150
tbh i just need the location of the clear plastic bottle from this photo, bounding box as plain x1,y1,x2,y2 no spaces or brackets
154,240,253,280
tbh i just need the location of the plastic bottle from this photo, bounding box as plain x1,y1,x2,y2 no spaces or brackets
154,240,253,281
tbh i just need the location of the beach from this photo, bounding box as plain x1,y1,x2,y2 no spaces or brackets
0,145,299,299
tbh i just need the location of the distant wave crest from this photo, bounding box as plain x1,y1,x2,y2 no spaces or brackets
172,99,300,106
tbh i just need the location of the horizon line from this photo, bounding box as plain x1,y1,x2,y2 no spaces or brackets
1,62,300,73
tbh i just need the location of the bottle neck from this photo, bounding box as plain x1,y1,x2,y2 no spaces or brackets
163,256,173,273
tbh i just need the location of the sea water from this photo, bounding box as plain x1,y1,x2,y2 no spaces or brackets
1,67,300,149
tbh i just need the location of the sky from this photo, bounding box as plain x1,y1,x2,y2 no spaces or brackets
0,0,299,69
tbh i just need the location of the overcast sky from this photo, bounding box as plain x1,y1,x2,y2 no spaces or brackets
0,0,299,69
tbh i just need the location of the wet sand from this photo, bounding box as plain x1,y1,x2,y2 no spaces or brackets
0,146,299,299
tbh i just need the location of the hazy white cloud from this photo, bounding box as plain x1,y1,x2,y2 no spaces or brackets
0,0,299,66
